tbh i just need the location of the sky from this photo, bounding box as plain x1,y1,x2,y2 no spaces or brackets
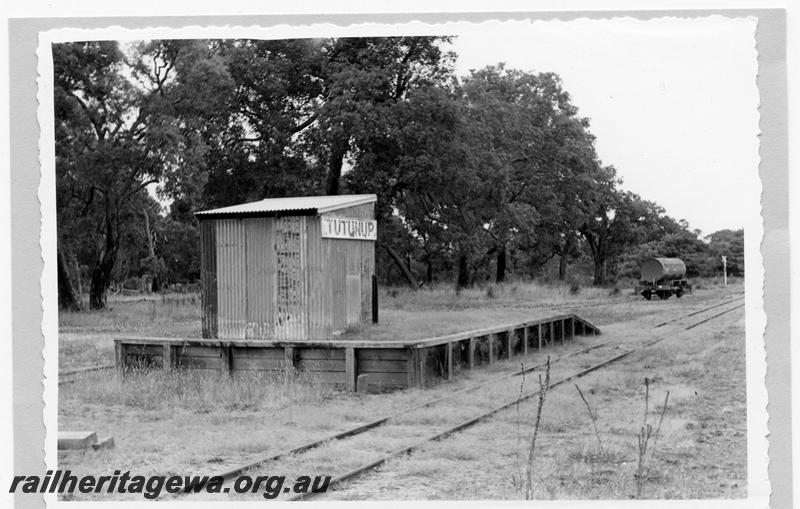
444,17,759,237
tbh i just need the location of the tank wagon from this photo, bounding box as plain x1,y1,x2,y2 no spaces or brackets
634,257,692,300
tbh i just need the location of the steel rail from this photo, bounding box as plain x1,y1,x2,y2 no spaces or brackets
210,340,609,482
176,298,744,499
58,364,115,385
288,300,746,501
653,295,745,328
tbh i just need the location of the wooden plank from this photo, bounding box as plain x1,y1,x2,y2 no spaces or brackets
506,330,513,359
303,371,346,385
163,344,173,370
357,348,408,361
176,356,225,370
357,373,406,393
488,334,495,364
298,348,346,361
418,350,426,388
231,358,285,371
126,344,163,356
224,346,233,375
468,338,476,369
358,359,408,373
523,327,529,355
116,313,603,350
296,359,347,372
174,345,224,358
232,347,285,360
570,318,575,340
537,324,542,350
114,341,125,373
446,342,453,380
374,371,411,386
345,348,356,392
284,346,296,384
424,349,442,380
406,349,417,387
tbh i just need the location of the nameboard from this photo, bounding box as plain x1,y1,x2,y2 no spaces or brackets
321,217,377,241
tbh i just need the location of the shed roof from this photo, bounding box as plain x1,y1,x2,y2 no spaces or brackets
195,194,377,218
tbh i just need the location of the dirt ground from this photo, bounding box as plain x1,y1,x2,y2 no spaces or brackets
58,281,747,500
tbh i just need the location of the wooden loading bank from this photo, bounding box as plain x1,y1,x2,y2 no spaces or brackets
115,194,601,392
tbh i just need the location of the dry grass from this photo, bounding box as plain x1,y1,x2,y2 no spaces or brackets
327,305,747,500
57,280,746,500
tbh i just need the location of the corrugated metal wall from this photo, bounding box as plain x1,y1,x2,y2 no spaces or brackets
244,217,274,339
200,220,218,339
200,203,374,340
216,219,247,338
308,202,376,337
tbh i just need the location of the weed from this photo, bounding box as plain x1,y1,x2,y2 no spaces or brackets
575,384,604,454
634,377,670,498
524,356,551,500
650,390,671,462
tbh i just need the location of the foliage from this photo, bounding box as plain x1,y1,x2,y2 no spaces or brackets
618,228,744,279
54,37,745,307
54,40,233,308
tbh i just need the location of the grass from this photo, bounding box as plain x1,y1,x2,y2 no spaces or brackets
57,279,746,500
326,301,747,500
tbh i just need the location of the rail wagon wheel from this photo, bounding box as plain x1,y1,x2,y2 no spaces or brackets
643,290,652,300
676,289,685,298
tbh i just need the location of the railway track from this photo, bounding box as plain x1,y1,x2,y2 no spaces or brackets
58,364,115,385
177,295,744,501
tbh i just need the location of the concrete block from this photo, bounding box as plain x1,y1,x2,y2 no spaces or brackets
58,431,97,450
92,437,115,450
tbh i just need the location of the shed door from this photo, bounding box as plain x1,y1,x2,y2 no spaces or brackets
345,275,361,325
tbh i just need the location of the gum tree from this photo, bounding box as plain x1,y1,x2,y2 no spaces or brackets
54,40,232,308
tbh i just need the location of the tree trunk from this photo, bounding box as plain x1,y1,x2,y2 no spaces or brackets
426,257,433,284
495,247,506,283
559,235,575,281
57,248,81,311
558,252,567,281
142,209,161,293
593,257,606,286
325,137,349,195
89,212,119,310
143,209,155,257
383,244,418,288
457,253,470,289
73,258,83,295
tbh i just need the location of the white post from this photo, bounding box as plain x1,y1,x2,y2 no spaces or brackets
721,255,728,287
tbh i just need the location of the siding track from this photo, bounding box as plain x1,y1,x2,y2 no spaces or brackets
173,295,744,500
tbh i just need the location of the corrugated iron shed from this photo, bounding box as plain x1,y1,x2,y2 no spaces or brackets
197,194,377,341
196,194,377,218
